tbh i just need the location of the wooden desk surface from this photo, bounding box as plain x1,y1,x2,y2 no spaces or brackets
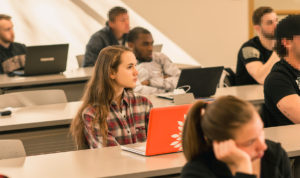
265,124,300,157
0,146,185,178
0,85,263,132
0,96,174,132
215,85,264,104
0,85,267,177
0,124,299,178
0,67,93,88
0,102,80,132
146,85,264,108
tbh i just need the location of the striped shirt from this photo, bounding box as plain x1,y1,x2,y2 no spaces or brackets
82,90,153,148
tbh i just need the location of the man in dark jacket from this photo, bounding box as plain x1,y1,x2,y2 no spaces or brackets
83,6,129,67
0,14,26,74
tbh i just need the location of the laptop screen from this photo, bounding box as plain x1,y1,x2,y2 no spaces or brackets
177,66,224,98
23,44,69,76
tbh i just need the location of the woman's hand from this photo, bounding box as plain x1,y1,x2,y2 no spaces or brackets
213,140,253,175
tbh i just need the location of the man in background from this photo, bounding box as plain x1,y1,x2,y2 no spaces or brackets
0,14,26,74
127,27,180,94
83,6,130,67
236,6,279,85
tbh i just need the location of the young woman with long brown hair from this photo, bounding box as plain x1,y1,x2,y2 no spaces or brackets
181,96,291,178
70,45,152,148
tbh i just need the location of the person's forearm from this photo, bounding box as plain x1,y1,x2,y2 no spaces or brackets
247,52,280,84
256,53,280,84
277,94,300,123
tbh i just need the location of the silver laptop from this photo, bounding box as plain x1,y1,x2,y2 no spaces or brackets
13,44,69,76
121,142,146,155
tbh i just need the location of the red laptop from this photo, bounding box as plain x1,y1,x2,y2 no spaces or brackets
121,104,191,156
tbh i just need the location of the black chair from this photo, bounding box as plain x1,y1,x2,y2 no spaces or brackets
223,67,236,87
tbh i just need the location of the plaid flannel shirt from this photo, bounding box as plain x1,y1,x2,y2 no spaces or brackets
82,90,153,148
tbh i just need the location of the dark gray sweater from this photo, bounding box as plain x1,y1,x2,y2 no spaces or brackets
83,25,127,67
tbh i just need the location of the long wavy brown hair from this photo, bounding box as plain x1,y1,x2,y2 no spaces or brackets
70,45,131,148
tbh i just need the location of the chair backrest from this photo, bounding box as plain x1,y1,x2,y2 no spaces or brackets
224,67,236,86
76,55,84,67
0,139,26,160
219,67,236,87
0,89,67,108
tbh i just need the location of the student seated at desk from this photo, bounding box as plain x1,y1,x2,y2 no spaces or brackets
127,27,181,95
83,6,129,67
181,96,291,178
235,7,279,85
0,14,26,74
264,15,300,126
70,45,152,148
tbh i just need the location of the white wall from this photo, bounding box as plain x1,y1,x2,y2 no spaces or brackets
122,0,249,68
255,0,300,9
1,0,249,69
0,0,100,69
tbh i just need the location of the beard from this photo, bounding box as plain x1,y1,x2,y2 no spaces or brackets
137,57,152,63
0,35,14,44
134,49,152,63
261,30,275,40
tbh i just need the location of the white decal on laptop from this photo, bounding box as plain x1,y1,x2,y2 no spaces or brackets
170,114,187,151
170,120,184,151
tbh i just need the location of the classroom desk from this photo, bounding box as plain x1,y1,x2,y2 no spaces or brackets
0,95,173,133
0,102,81,156
265,124,300,157
0,85,263,156
0,146,185,178
0,96,172,156
0,84,264,132
0,67,93,101
0,124,300,178
147,85,264,107
0,67,263,104
214,85,264,105
0,102,81,132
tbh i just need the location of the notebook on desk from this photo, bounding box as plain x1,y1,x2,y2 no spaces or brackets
156,66,224,100
12,44,69,76
121,104,191,156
